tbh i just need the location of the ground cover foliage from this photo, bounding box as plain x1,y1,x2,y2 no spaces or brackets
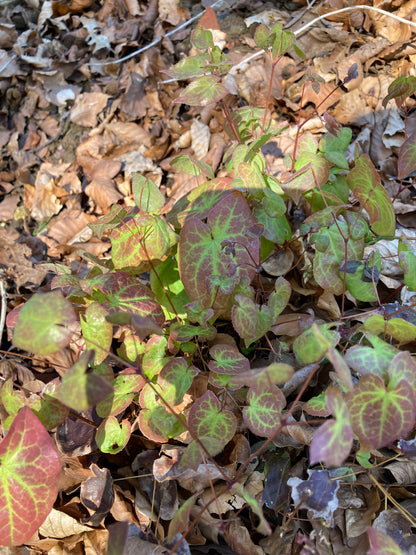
1,0,416,553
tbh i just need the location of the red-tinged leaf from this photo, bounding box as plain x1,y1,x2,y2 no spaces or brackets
167,177,233,228
382,75,416,108
303,391,330,417
56,351,114,412
110,213,177,273
388,351,416,390
281,157,329,204
90,271,165,326
346,154,395,236
13,291,77,356
95,416,131,454
0,407,61,546
288,470,339,526
367,527,402,555
398,133,416,179
80,302,113,365
326,347,353,392
232,295,272,346
229,362,294,389
243,385,285,437
208,344,250,374
96,372,145,418
345,345,392,378
310,387,353,467
191,26,214,49
188,391,237,446
175,75,229,106
157,358,199,406
346,374,416,449
238,161,266,199
178,191,259,315
138,406,186,443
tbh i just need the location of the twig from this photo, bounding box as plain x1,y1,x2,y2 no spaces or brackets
0,280,6,348
89,0,227,66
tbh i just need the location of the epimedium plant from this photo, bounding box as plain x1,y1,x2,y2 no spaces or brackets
3,22,416,551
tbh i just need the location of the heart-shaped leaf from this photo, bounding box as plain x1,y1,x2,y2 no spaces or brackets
243,385,286,437
0,407,61,546
13,291,77,356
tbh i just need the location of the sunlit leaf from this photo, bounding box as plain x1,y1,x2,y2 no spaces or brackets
0,407,61,546
175,75,229,106
157,358,199,406
95,416,131,454
132,174,165,212
178,191,259,315
13,291,77,356
81,302,113,365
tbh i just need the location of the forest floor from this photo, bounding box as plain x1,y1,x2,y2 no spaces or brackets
1,0,416,553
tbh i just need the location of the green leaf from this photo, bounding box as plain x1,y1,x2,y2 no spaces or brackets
312,212,367,294
88,204,128,239
294,324,339,364
254,23,269,50
364,315,416,345
157,358,199,406
175,75,229,106
142,335,169,379
132,174,165,212
342,251,381,302
56,351,114,412
238,161,266,199
398,241,416,290
95,416,131,454
96,372,145,417
164,53,209,80
229,362,294,389
310,387,353,466
281,157,329,204
13,291,77,356
178,191,259,315
346,154,395,236
243,385,285,437
81,302,113,365
346,374,416,449
0,407,61,546
171,154,214,179
150,255,190,320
